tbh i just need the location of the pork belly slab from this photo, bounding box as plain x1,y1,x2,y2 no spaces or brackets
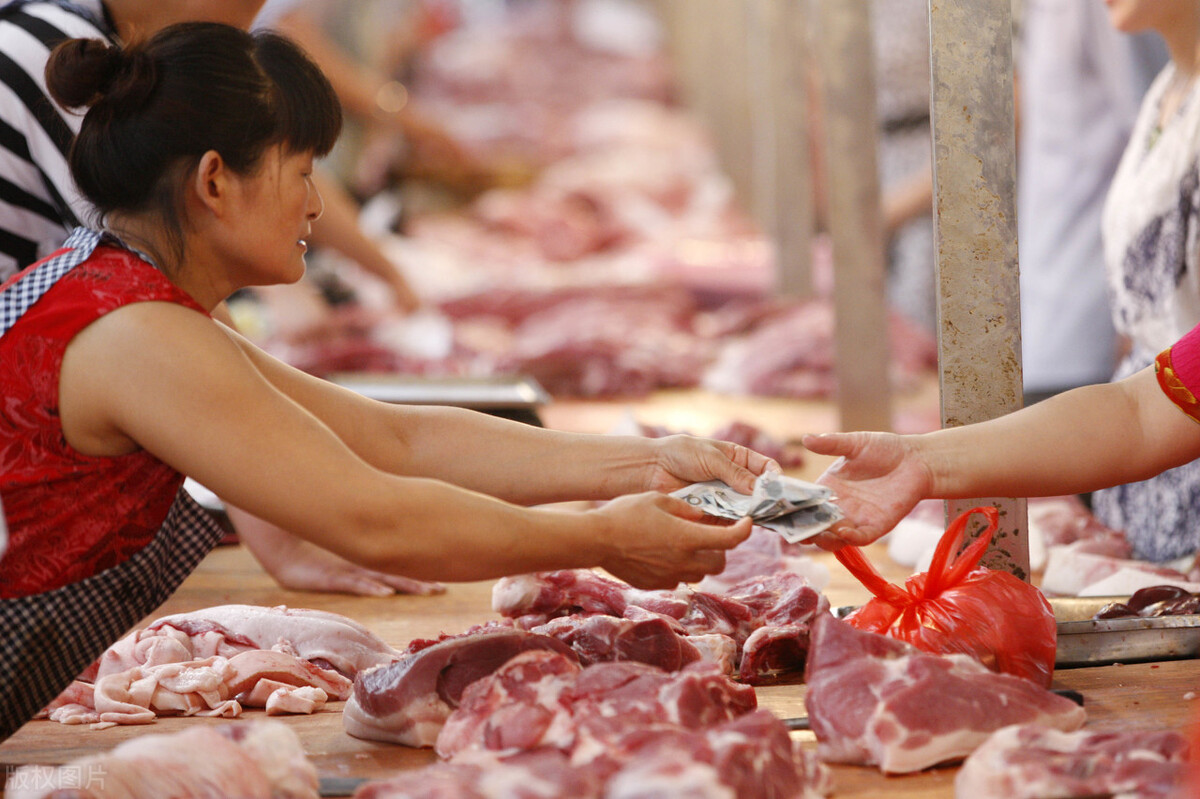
804,615,1086,774
955,723,1192,799
6,720,318,799
97,604,400,679
343,627,575,747
44,604,387,727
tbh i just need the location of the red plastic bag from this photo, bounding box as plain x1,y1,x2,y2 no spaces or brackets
834,506,1057,687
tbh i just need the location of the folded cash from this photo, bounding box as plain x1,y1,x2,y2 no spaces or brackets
672,472,844,544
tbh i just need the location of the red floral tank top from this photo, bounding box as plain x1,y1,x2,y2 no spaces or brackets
0,237,208,598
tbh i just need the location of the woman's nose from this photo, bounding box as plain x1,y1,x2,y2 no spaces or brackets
308,184,325,221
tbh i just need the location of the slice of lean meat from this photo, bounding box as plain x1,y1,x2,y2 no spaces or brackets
358,648,830,799
803,615,1086,774
6,720,318,799
354,711,832,799
528,614,705,670
342,627,575,747
492,569,828,683
434,650,757,761
601,710,833,799
954,724,1192,799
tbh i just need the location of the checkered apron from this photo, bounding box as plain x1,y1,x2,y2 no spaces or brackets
0,228,226,740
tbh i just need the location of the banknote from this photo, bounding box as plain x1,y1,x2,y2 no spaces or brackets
671,472,843,544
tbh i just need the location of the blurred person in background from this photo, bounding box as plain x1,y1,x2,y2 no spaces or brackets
872,0,936,334
1089,0,1200,562
0,0,423,594
808,0,935,330
257,0,484,201
0,0,419,310
1017,0,1166,408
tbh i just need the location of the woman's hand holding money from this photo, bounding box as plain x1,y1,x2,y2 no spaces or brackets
591,492,753,590
642,434,781,495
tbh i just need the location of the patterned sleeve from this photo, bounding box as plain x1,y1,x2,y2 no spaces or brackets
1155,324,1200,423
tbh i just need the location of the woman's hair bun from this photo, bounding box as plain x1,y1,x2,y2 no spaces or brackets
45,38,156,113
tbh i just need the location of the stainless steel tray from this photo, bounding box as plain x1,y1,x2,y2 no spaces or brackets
835,599,1200,667
329,373,550,409
1051,596,1200,667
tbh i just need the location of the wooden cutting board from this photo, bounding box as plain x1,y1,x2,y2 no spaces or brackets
3,660,1195,798
2,546,1196,798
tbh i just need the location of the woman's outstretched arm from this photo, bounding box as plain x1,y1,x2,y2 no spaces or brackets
802,365,1200,547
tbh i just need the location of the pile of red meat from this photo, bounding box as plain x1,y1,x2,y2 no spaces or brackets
492,568,830,684
355,651,831,799
340,549,836,799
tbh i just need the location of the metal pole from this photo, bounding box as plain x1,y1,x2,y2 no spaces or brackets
711,0,756,213
928,0,1029,578
815,0,891,432
762,0,814,298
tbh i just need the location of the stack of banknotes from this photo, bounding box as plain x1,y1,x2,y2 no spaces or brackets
672,472,844,544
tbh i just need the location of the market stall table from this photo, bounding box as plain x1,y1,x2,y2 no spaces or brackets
2,545,1196,798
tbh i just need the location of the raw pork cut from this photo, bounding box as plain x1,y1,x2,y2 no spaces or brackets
528,614,705,670
343,627,574,747
96,604,400,680
356,712,831,799
696,525,829,596
42,604,394,727
352,749,601,799
1095,584,1200,618
493,568,829,683
1042,542,1200,597
955,723,1191,799
493,569,691,625
434,650,756,760
6,720,318,799
48,649,351,727
600,710,833,799
803,615,1086,773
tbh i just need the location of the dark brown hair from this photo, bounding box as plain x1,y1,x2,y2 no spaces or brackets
45,22,342,264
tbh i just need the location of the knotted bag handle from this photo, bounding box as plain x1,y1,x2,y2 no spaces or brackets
834,505,1000,605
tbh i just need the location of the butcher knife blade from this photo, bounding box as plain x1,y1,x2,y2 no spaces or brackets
318,776,368,797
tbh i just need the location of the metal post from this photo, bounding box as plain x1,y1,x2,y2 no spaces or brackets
711,0,756,213
815,0,891,432
928,0,1029,578
761,0,815,298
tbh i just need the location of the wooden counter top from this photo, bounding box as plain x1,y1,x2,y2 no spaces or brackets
2,545,1196,798
2,388,1196,796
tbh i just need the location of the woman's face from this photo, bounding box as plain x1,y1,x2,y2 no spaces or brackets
1103,0,1193,34
227,146,323,287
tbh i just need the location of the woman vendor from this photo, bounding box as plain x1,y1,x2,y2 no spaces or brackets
0,23,772,739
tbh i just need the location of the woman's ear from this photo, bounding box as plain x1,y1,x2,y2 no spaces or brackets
192,150,229,217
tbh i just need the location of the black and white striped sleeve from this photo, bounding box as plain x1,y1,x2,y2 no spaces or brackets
0,1,109,280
